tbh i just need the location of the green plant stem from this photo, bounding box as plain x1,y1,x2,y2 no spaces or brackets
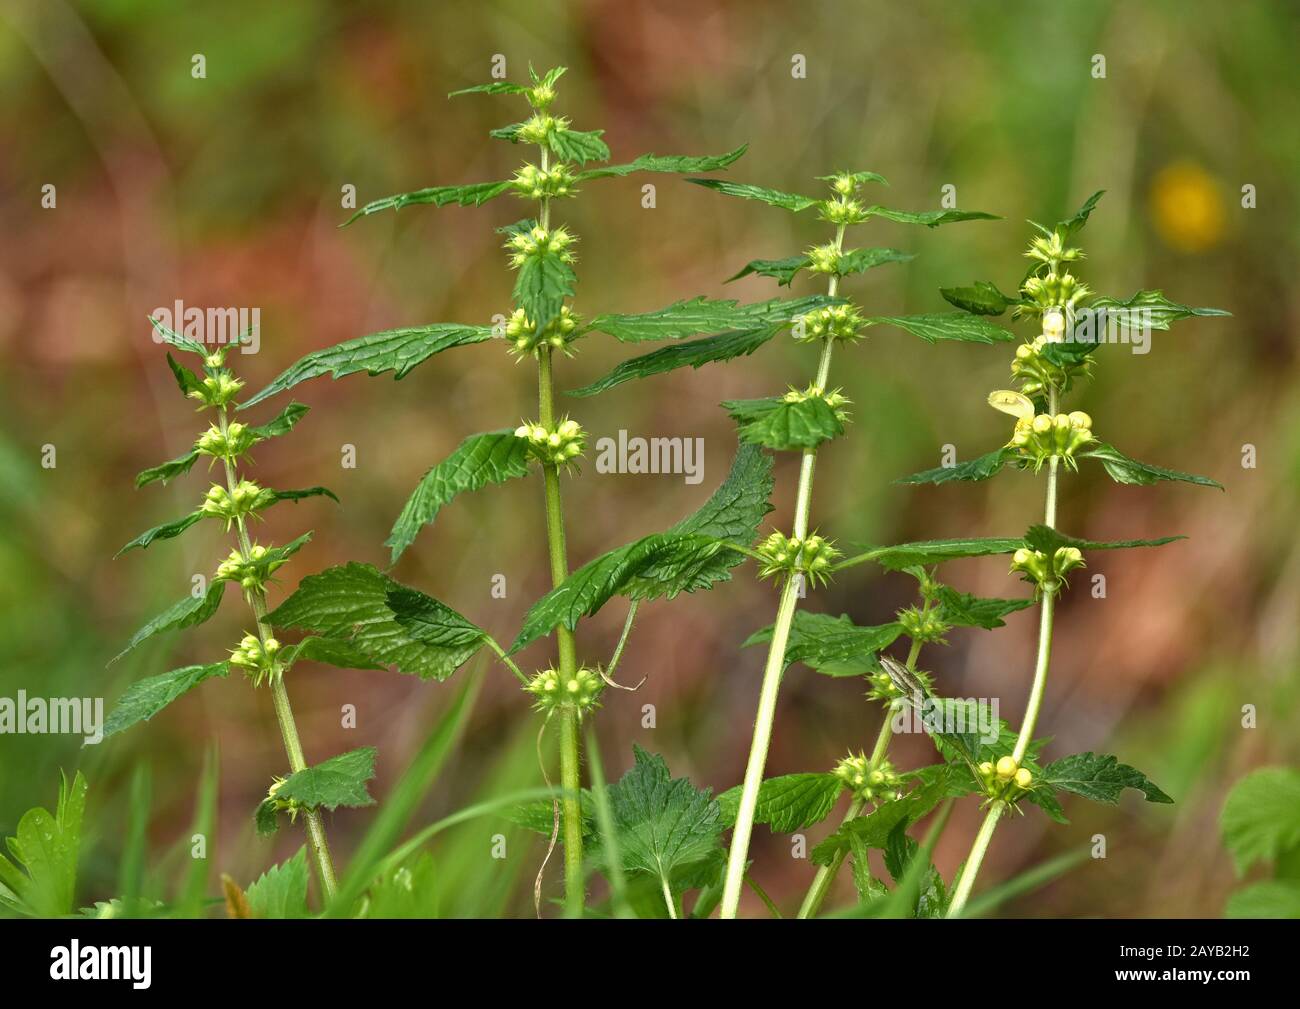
720,225,846,920
217,409,338,902
946,388,1062,917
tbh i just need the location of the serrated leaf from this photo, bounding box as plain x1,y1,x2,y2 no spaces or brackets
254,486,340,509
111,582,227,664
0,772,87,917
716,773,841,832
1220,767,1300,875
386,430,532,563
547,126,610,165
865,206,999,227
276,747,377,811
864,312,1015,344
279,635,385,672
385,586,491,663
812,768,954,865
586,294,835,343
1039,752,1172,806
1088,289,1230,331
104,663,229,736
344,180,513,224
727,255,811,286
724,395,845,450
835,247,916,276
1080,442,1222,488
1056,190,1104,242
510,444,772,651
135,450,200,488
115,511,203,556
941,280,1020,316
1225,881,1300,919
267,563,486,681
849,535,1024,571
684,178,819,212
1021,524,1185,556
242,324,493,408
593,745,723,897
248,402,310,442
743,611,906,676
933,586,1034,629
245,848,309,919
574,145,746,181
513,245,576,332
568,325,781,397
817,170,889,187
897,447,1016,485
148,316,208,357
448,81,528,97
165,352,203,396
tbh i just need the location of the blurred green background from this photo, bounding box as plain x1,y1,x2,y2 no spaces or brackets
1,0,1297,917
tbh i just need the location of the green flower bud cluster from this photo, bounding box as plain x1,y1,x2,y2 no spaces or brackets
756,531,840,587
1025,232,1084,270
263,777,302,824
515,417,585,467
505,224,577,268
229,632,282,685
898,605,950,645
1022,272,1091,314
977,755,1035,802
1011,336,1079,397
781,384,851,423
794,304,864,344
1008,411,1095,471
827,173,860,197
195,421,255,461
200,480,268,528
526,83,557,110
505,305,581,358
806,242,843,276
866,664,931,705
1010,545,1085,591
512,162,577,201
818,197,868,226
188,371,244,410
525,666,603,715
515,113,565,145
215,543,287,592
834,754,903,804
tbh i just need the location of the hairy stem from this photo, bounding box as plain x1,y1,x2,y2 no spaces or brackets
946,387,1061,917
218,409,337,901
720,225,846,919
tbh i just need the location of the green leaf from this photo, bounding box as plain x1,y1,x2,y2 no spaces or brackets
245,848,309,919
255,486,340,509
574,145,746,181
165,352,203,396
448,81,528,97
267,563,487,680
817,170,889,187
111,582,227,664
716,773,841,832
248,402,310,442
1021,524,1185,556
547,126,610,165
812,767,955,865
1080,442,1222,488
941,281,1020,316
104,663,229,736
586,295,835,343
275,747,378,811
1220,767,1300,875
847,535,1024,571
148,316,208,357
933,586,1034,629
385,586,491,668
344,180,513,224
727,255,811,286
513,245,576,332
724,395,845,451
242,324,493,408
865,206,999,227
386,430,532,563
568,325,781,397
864,312,1015,344
279,635,385,672
743,611,906,677
1087,289,1230,330
1225,881,1300,919
1055,189,1104,242
896,447,1016,485
0,772,88,917
684,178,819,212
1039,752,1173,806
510,444,772,651
135,450,200,489
593,746,723,897
115,511,203,557
835,247,916,276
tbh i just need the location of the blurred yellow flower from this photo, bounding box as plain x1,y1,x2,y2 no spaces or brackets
1149,161,1225,252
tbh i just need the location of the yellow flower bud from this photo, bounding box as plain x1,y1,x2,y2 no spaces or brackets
996,756,1018,780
